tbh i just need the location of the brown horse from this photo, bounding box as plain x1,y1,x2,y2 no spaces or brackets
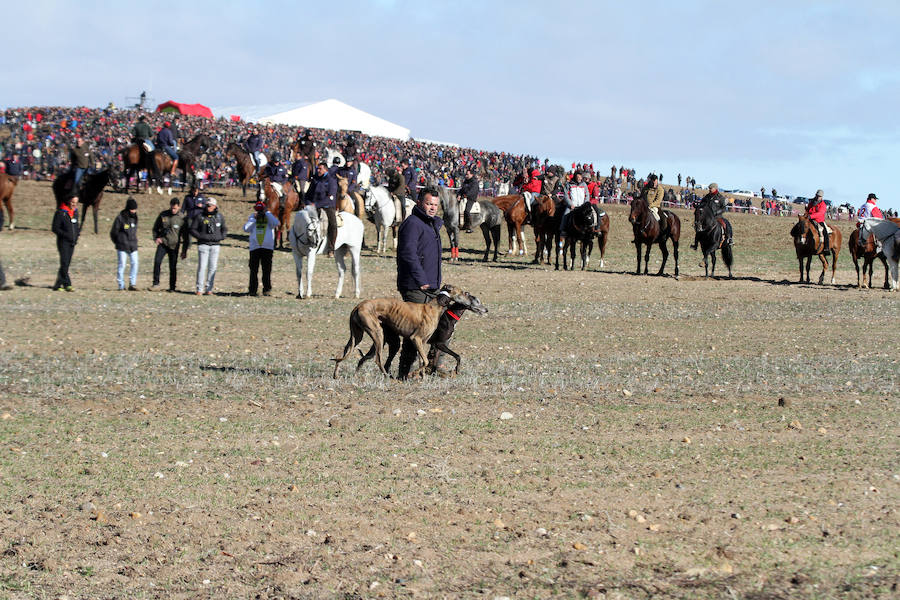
119,143,152,193
531,195,559,264
290,136,317,171
260,174,300,249
790,214,842,285
226,142,257,197
150,134,212,192
0,173,16,229
848,226,887,289
628,195,681,277
491,194,529,256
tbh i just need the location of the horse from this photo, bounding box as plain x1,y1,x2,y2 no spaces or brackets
52,169,110,234
288,205,364,298
557,203,609,271
531,194,560,265
259,173,300,249
0,173,16,229
858,217,900,291
491,194,529,256
693,202,734,278
849,226,888,289
790,214,841,285
364,185,413,253
290,136,317,171
437,186,461,261
628,196,681,277
226,142,258,197
119,143,153,193
150,134,212,193
466,198,505,262
175,133,213,188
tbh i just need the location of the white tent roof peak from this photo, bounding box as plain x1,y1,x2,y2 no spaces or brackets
252,99,410,140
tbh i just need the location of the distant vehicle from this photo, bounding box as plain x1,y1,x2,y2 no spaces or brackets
793,197,808,204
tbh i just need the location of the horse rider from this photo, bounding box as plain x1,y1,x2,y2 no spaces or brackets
642,174,667,235
856,192,885,250
294,128,315,161
806,190,830,252
291,154,311,196
305,161,338,258
261,153,288,201
343,133,358,163
401,158,417,211
245,126,264,169
156,122,179,178
690,182,733,250
560,170,589,241
132,114,154,154
521,166,543,218
337,158,359,213
458,168,480,233
68,135,91,201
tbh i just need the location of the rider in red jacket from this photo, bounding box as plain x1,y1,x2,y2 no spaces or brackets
807,190,829,251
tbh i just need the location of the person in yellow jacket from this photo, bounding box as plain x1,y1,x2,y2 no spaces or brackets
643,174,667,234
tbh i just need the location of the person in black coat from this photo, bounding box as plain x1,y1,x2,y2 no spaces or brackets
51,196,80,291
457,169,480,232
395,185,443,379
305,161,338,256
110,197,139,290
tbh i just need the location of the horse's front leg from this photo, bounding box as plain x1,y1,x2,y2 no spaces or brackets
635,242,642,274
656,241,668,276
517,223,526,256
817,253,827,285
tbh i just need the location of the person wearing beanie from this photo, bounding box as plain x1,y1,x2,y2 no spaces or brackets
110,197,139,290
151,197,185,291
189,197,227,295
242,201,280,296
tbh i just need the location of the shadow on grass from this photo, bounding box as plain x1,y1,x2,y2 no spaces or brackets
200,364,289,376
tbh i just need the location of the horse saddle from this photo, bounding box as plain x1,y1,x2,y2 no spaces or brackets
456,198,480,227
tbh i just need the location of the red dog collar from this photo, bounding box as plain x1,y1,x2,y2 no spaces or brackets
446,310,460,321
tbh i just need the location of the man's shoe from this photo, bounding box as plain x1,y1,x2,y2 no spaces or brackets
196,291,203,296
128,285,138,291
64,286,75,292
0,284,13,291
248,291,258,297
150,284,161,291
262,290,271,297
204,291,213,296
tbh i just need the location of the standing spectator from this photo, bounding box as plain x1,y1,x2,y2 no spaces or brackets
242,201,280,296
110,197,139,291
677,173,682,187
151,198,184,292
180,184,207,257
396,185,443,380
306,161,337,257
0,208,12,290
68,136,91,199
190,198,227,295
51,195,80,291
457,168,479,233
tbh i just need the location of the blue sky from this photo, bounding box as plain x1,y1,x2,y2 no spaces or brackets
3,0,898,210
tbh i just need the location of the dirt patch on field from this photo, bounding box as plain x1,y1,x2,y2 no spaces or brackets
0,181,897,598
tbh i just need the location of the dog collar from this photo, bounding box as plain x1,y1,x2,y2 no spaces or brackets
446,310,460,321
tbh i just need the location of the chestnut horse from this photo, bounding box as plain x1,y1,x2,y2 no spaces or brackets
531,195,559,264
790,214,841,285
260,173,300,249
491,194,529,256
628,195,681,277
119,143,153,193
0,173,16,229
226,142,257,197
849,226,888,289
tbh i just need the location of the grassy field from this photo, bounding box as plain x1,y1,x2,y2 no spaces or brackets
0,180,897,599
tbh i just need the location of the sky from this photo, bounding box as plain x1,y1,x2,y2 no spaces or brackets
3,0,899,210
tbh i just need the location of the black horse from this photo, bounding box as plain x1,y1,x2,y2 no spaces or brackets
150,133,213,190
52,169,110,234
557,203,600,271
693,202,734,278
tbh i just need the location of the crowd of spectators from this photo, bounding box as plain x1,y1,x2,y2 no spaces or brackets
1,105,890,220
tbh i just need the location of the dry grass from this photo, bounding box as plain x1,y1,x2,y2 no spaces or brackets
0,181,897,599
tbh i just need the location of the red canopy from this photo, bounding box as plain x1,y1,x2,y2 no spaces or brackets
155,100,213,119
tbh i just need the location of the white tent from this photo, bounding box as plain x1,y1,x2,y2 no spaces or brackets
250,99,410,140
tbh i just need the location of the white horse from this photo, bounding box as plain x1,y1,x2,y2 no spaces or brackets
861,218,900,291
324,148,345,168
289,205,364,299
364,186,414,253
